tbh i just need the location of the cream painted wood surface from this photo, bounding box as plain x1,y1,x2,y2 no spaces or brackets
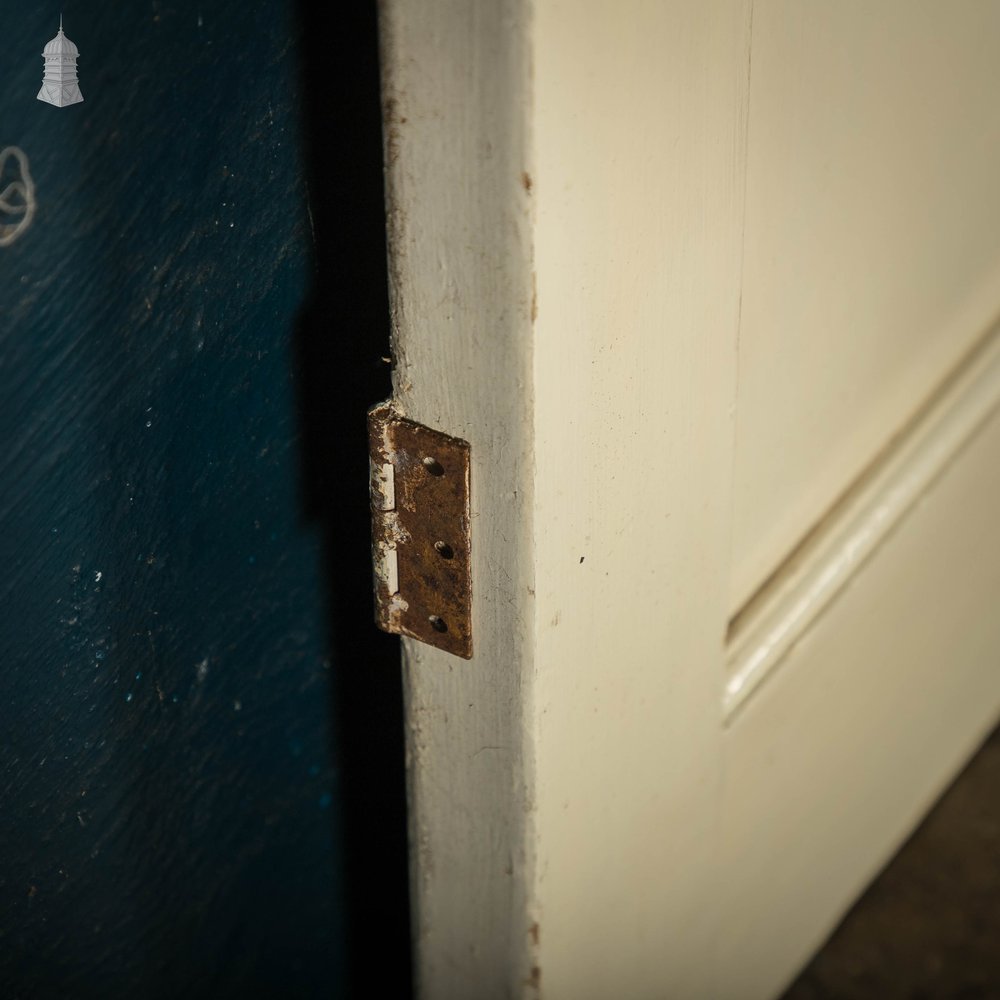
530,3,749,997
379,2,1000,998
720,405,1000,997
730,0,1000,612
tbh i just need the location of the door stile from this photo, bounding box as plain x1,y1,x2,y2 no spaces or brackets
379,2,539,997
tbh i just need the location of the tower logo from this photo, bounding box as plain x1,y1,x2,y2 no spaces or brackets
38,17,83,108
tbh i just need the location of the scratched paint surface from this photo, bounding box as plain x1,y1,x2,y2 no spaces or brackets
0,3,364,996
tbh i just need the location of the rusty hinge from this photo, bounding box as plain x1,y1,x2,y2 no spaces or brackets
368,401,472,658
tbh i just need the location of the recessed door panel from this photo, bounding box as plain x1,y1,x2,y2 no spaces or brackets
731,1,1000,611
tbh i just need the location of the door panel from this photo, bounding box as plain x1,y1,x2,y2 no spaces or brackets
731,0,1000,611
721,402,1000,999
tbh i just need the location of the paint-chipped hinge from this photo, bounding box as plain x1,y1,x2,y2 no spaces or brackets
368,401,472,658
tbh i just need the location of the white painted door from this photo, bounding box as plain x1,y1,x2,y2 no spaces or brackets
378,3,1000,998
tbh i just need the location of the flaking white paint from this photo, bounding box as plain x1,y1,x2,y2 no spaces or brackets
379,2,538,997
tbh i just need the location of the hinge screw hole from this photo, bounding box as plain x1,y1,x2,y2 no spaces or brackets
428,615,448,633
422,456,445,476
434,541,454,559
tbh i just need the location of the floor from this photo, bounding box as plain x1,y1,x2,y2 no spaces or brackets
781,725,1000,1000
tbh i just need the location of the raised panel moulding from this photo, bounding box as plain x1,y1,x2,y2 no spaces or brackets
726,317,1000,720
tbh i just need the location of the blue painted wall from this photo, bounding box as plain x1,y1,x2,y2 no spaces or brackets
0,3,408,996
